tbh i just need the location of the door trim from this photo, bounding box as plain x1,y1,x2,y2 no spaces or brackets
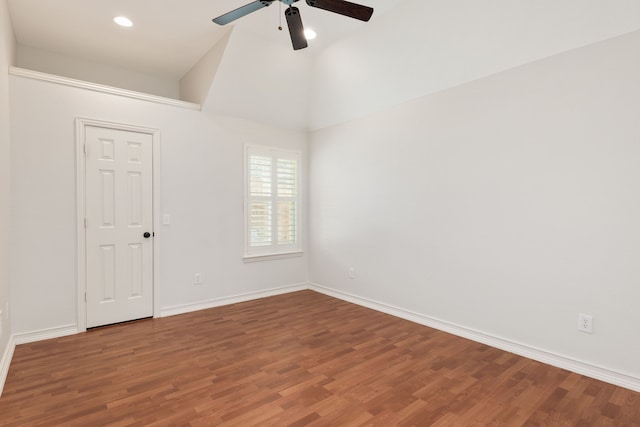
75,118,161,332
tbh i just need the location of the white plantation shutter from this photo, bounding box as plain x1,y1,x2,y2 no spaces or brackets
246,146,301,257
277,158,297,245
249,155,272,247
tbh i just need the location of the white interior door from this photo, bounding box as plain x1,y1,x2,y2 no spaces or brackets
84,125,154,328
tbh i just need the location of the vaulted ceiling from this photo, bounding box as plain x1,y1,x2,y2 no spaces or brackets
7,0,399,80
6,0,640,131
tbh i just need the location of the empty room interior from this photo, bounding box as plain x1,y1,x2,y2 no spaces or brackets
1,0,640,425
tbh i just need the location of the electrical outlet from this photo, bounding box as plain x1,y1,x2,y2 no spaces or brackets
348,267,355,279
578,313,593,334
194,273,202,285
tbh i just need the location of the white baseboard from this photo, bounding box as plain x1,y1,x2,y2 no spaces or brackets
13,325,79,345
1,325,79,397
0,335,16,397
160,283,309,318
308,283,640,393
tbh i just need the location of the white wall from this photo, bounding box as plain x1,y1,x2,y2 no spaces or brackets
309,0,640,130
0,0,15,368
15,28,313,131
309,31,640,380
9,75,308,334
204,29,312,131
16,45,180,99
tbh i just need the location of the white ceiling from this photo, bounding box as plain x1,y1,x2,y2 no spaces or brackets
7,0,399,80
8,0,640,132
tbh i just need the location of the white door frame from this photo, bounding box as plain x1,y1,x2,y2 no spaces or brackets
76,117,161,332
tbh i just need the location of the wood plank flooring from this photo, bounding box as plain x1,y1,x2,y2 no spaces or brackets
1,290,639,426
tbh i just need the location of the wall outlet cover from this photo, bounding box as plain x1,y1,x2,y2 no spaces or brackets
578,313,593,334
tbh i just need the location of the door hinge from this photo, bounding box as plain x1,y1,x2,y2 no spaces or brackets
84,218,88,228
84,143,88,156
84,292,87,302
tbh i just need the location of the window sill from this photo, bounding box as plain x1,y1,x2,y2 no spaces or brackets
243,251,303,263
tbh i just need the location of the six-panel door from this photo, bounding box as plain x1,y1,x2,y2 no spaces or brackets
85,126,153,328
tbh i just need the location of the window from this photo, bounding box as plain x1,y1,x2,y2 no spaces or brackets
245,145,301,259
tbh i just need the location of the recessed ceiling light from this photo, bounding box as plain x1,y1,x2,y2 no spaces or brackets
113,16,133,27
304,28,317,40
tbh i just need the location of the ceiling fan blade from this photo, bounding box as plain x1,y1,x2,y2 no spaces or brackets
212,0,274,25
305,0,373,21
285,7,308,50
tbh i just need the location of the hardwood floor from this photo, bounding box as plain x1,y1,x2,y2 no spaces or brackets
1,290,639,426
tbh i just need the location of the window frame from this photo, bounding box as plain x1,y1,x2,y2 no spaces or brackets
243,144,302,261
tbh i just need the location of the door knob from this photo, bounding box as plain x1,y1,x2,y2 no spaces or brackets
143,232,151,238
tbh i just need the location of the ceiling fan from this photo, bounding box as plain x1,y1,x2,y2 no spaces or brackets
212,0,374,50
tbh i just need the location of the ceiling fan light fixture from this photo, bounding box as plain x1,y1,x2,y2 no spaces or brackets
113,16,133,27
304,28,317,40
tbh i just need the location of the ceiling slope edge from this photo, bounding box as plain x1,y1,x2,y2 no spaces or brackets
179,27,233,106
202,28,313,131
